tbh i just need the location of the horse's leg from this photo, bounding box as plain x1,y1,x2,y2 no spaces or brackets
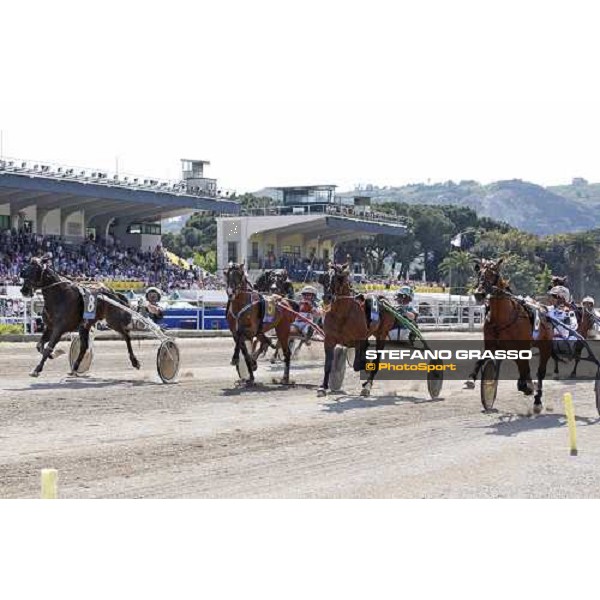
30,328,63,377
276,324,292,384
353,339,368,372
553,356,560,380
293,339,304,359
122,328,141,369
516,359,534,396
361,336,383,397
70,324,91,375
570,343,582,378
318,341,335,397
238,331,255,385
105,308,140,369
533,354,549,414
36,326,52,355
464,358,484,389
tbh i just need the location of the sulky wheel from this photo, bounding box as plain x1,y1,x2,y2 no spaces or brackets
329,345,348,392
595,368,600,416
427,358,444,399
480,358,499,411
157,339,180,383
69,335,94,375
345,346,356,369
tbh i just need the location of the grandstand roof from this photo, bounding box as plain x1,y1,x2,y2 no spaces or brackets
248,214,407,238
0,159,239,221
270,184,337,191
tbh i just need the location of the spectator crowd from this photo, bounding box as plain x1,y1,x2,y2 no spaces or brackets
0,231,225,291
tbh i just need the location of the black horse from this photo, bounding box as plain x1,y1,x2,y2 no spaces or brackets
20,256,140,377
255,269,295,299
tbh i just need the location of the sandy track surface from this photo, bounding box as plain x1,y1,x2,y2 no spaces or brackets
1,334,599,498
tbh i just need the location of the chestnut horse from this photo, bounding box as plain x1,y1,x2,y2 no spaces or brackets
472,258,554,413
19,256,139,377
317,263,398,397
225,263,296,386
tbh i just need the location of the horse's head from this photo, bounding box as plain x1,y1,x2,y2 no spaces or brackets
327,262,352,297
269,269,289,294
224,262,247,297
254,270,271,292
550,275,568,290
19,257,46,297
473,258,507,302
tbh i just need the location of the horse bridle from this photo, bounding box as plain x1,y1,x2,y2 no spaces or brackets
226,266,253,298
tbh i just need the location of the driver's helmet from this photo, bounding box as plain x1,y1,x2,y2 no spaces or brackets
301,285,318,298
145,287,162,303
396,285,414,301
549,285,570,304
582,296,595,307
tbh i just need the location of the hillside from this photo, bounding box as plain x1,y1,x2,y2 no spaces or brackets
337,179,599,235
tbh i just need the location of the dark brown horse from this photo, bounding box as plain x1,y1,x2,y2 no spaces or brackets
317,263,398,397
552,304,597,378
225,263,296,386
20,256,139,377
472,258,554,413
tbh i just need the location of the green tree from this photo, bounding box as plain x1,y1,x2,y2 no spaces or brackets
565,233,599,299
438,251,475,294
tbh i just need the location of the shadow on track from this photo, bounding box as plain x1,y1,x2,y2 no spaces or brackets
7,376,160,391
222,382,320,397
474,412,600,437
322,393,444,413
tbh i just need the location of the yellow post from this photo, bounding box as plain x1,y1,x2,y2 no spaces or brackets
41,468,58,499
563,393,578,456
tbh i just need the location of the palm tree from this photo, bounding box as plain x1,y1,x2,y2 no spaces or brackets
565,234,598,299
438,251,474,294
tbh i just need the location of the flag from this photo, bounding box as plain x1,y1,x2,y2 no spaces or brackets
450,233,462,248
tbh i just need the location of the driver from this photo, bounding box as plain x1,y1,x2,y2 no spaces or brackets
291,285,321,344
395,285,418,322
545,286,578,341
389,285,419,342
139,286,164,324
582,296,595,311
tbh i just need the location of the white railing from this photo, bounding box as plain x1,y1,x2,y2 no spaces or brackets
0,156,236,200
0,296,37,333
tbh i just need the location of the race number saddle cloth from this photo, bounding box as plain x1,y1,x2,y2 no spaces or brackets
77,283,110,321
263,295,279,324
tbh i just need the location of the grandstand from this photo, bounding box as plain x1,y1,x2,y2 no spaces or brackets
216,185,409,280
0,157,238,250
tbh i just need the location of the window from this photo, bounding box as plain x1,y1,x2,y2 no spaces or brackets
228,241,238,262
0,215,10,231
67,222,82,236
251,241,259,258
266,244,274,254
322,248,329,260
126,223,162,235
86,227,96,240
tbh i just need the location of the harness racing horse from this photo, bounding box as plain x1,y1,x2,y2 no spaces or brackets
252,269,299,361
20,256,140,377
471,258,554,414
225,263,296,386
317,263,397,397
552,305,597,379
254,269,295,299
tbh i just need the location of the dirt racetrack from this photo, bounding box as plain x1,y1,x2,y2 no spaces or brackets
1,332,599,498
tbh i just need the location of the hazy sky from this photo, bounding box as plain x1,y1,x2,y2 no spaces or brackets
2,1,600,194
